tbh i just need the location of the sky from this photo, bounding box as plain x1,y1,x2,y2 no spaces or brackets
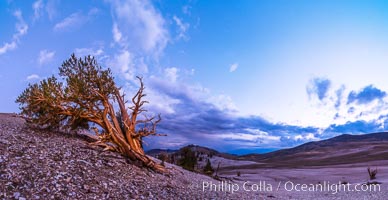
1,0,388,154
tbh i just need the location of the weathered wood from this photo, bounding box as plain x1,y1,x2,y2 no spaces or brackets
16,55,166,173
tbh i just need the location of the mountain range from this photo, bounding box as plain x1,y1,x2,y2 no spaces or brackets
148,132,388,168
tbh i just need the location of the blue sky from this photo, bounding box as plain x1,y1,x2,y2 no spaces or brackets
2,0,388,154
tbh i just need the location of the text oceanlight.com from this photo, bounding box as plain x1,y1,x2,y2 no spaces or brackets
202,181,381,194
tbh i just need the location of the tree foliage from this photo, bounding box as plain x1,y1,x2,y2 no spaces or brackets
178,147,197,171
203,158,214,175
16,54,165,172
367,167,377,180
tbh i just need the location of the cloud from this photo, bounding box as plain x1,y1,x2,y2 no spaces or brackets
207,94,238,112
141,73,388,153
32,0,60,21
13,10,28,37
324,120,383,135
38,50,55,65
26,74,40,81
53,8,99,31
306,77,331,101
74,47,104,58
108,0,169,54
54,13,82,31
108,50,134,81
182,5,191,15
46,0,59,20
173,15,189,40
334,85,345,109
143,75,325,152
229,63,238,72
347,85,386,105
0,42,17,55
32,0,44,21
112,23,123,43
164,67,178,82
244,128,281,143
0,10,28,55
106,0,168,81
293,133,319,141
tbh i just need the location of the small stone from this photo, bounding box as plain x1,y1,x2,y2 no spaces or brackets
13,192,20,199
83,184,90,190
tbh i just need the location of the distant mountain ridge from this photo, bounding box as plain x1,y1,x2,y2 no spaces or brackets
147,144,238,160
239,132,388,168
148,132,388,168
146,148,178,155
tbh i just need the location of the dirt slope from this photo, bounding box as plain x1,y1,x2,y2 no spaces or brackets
0,113,261,200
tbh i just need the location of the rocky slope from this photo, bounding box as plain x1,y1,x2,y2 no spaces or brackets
0,113,265,200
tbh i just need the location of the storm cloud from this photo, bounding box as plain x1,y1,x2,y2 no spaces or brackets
143,76,388,154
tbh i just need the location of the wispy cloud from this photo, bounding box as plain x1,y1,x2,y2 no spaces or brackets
53,8,99,32
293,133,318,141
108,0,169,54
74,47,104,58
0,10,28,55
0,42,17,55
26,74,40,81
182,5,191,16
164,67,178,82
38,50,55,65
335,85,345,109
112,23,123,43
46,0,59,20
13,10,28,37
229,63,238,72
173,15,190,40
32,0,44,21
54,12,82,31
107,0,169,81
108,50,134,81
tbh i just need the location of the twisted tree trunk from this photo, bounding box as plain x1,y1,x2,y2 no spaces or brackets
16,55,166,173
93,77,166,173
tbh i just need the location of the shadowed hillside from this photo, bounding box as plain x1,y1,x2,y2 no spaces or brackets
236,132,388,168
147,145,238,160
149,132,388,170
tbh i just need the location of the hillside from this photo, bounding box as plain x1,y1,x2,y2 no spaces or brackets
237,132,388,168
150,132,388,170
0,113,259,199
147,144,238,160
160,132,388,169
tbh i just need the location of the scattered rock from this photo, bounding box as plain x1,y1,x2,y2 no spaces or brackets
0,113,258,199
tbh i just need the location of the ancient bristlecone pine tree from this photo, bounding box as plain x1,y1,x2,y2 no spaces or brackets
16,54,166,172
